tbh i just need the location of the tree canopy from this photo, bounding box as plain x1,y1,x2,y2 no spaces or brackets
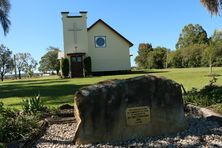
0,0,11,35
212,29,222,41
135,24,222,72
0,44,12,81
135,43,168,69
135,43,153,69
39,47,60,74
176,24,208,49
15,53,34,79
200,0,222,15
22,56,37,77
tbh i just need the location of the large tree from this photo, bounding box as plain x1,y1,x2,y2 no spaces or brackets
203,42,217,74
22,57,37,78
180,44,207,68
203,40,222,73
39,46,60,74
0,0,11,35
135,43,153,69
176,24,208,49
150,47,168,69
167,50,183,68
135,44,169,69
200,0,222,15
15,53,33,79
0,44,12,81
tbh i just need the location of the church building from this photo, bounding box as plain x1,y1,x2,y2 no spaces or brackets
61,11,133,77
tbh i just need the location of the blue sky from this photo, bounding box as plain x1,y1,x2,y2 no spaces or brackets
1,0,222,66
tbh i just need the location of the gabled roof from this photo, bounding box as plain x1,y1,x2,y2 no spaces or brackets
87,19,133,47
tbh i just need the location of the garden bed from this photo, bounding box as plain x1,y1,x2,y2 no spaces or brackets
33,104,222,148
0,120,48,148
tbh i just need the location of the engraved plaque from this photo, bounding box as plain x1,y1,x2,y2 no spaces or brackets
126,106,150,126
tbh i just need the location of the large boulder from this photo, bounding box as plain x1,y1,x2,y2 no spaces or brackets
73,75,186,144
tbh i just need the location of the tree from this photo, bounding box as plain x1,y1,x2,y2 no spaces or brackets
200,0,222,15
135,43,153,69
203,42,217,74
15,53,33,79
180,44,207,68
208,32,222,67
176,24,208,49
39,47,60,75
212,29,222,41
0,44,12,81
203,40,222,73
135,44,170,69
150,47,168,69
0,0,11,35
167,50,183,68
62,58,69,78
21,55,37,77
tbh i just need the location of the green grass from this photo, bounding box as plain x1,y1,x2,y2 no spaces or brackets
152,67,222,90
1,67,222,109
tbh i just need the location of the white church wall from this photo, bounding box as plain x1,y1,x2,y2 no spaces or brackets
62,12,89,57
88,22,131,72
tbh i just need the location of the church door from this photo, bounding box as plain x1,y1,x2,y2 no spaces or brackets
70,55,84,77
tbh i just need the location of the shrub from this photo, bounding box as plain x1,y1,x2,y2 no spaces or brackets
22,94,46,115
61,58,69,78
84,56,92,76
0,103,39,143
184,84,222,106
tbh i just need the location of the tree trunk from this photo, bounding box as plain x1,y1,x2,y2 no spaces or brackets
18,70,21,79
1,73,3,81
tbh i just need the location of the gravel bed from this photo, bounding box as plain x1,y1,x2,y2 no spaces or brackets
33,113,222,148
33,123,76,148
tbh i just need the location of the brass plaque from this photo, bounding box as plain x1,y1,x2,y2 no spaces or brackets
126,106,150,126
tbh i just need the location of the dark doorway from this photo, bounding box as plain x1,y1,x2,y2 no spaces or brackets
70,55,84,77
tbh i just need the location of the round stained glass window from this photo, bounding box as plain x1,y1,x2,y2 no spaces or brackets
95,37,106,47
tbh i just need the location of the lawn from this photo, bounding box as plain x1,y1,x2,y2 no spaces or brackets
1,67,222,109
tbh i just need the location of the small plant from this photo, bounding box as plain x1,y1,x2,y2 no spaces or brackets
209,75,217,86
22,94,46,115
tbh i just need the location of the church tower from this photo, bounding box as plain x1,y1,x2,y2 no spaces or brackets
61,11,89,55
61,11,89,77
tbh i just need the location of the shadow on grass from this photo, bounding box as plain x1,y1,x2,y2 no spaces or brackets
2,79,69,85
6,95,75,107
129,70,169,74
1,83,86,98
0,81,87,107
91,70,169,77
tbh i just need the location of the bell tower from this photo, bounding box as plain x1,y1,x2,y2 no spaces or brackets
61,11,89,77
61,11,89,56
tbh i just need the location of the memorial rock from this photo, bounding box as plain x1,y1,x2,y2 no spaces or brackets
73,75,186,144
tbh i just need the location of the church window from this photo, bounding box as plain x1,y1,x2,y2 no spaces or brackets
95,36,106,48
71,57,77,62
77,57,82,62
71,57,82,63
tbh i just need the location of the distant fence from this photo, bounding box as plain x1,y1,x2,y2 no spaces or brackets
4,73,54,80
